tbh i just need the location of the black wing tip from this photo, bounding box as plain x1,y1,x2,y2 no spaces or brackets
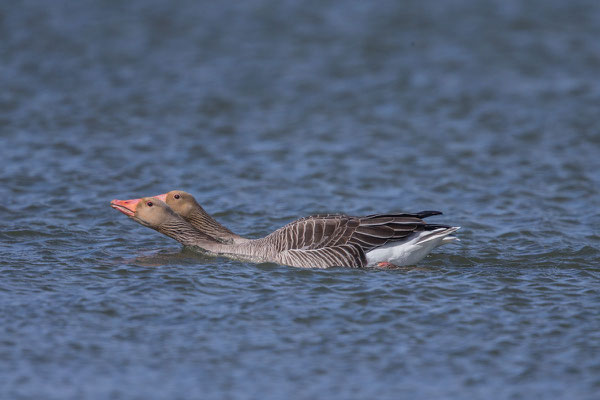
417,210,443,218
422,223,451,231
362,211,443,220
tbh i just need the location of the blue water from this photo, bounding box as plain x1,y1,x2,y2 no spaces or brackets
1,1,599,399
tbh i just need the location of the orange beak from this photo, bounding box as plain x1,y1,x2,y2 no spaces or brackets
153,193,168,202
110,198,141,217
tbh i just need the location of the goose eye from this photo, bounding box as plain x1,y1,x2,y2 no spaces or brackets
146,201,153,207
174,194,180,199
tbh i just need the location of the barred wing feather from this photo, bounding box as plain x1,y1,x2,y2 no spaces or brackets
265,212,443,268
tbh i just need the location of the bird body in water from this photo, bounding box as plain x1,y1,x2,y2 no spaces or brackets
110,191,459,269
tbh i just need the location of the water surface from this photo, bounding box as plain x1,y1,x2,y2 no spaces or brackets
1,1,599,399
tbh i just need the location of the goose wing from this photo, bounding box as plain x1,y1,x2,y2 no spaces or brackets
266,212,442,268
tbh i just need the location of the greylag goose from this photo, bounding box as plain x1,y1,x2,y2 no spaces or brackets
110,194,459,268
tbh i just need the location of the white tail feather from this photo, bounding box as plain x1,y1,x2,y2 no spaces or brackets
365,227,460,267
415,227,461,245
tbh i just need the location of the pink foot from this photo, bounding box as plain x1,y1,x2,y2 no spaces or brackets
377,262,397,268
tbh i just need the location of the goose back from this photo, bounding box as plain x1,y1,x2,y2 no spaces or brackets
257,212,448,268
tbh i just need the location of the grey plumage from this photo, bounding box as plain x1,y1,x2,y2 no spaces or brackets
170,211,451,268
115,193,456,269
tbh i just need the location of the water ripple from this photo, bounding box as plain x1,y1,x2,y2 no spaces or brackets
2,0,600,399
